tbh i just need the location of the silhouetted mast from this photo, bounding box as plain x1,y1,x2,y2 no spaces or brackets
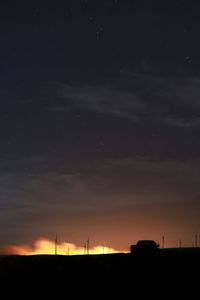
55,235,58,255
162,235,165,249
86,237,90,255
179,239,182,248
195,233,198,247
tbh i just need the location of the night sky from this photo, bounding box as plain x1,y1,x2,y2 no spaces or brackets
1,0,200,252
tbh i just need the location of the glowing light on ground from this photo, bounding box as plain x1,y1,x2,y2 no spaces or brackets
0,239,125,255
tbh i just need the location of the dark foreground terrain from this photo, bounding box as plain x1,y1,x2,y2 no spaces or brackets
0,248,200,299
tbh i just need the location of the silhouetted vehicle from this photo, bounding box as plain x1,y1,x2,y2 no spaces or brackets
130,240,160,255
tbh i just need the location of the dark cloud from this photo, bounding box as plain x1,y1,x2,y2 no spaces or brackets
0,155,200,246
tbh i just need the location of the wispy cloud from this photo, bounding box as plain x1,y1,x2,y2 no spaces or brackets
162,116,200,128
1,155,200,216
50,83,143,122
48,75,200,129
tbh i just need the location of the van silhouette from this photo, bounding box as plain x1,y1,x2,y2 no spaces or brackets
130,240,160,255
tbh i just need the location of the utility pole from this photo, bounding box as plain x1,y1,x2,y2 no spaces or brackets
162,235,165,249
55,235,58,255
195,233,198,248
86,237,90,255
179,239,182,248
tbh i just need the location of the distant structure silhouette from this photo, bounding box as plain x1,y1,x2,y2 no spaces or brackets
195,233,198,247
86,237,90,255
162,235,165,249
55,235,58,255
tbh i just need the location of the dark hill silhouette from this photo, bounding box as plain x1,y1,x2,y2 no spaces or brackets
0,248,200,299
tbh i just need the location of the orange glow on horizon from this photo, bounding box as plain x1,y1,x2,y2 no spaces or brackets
0,239,126,256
